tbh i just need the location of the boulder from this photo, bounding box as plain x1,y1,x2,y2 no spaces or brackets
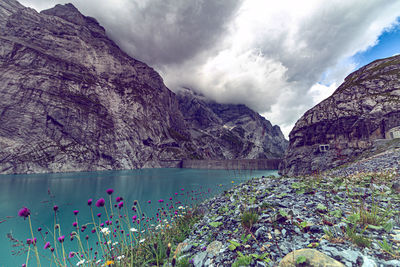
279,248,345,267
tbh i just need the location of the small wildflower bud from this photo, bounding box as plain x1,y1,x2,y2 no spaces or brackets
44,242,51,249
18,207,30,219
58,235,65,243
73,210,79,215
50,247,54,253
87,199,93,206
37,227,42,232
133,200,138,205
97,213,101,218
69,252,75,258
95,198,105,207
73,222,78,227
106,188,114,195
166,243,171,257
118,201,124,209
53,205,58,212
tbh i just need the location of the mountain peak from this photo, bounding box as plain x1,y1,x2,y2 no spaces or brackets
41,3,102,30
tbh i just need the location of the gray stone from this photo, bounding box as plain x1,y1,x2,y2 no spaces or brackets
341,249,360,264
193,251,207,267
383,260,400,267
206,241,222,257
362,256,377,267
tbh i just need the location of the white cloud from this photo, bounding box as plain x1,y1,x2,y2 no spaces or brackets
19,0,400,138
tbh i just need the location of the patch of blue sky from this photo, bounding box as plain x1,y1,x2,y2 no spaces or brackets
352,17,400,67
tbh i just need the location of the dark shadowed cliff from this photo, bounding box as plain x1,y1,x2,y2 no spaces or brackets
280,55,400,176
0,0,287,174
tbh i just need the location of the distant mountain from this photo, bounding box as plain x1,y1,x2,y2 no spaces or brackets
176,88,288,159
0,1,288,174
280,55,400,176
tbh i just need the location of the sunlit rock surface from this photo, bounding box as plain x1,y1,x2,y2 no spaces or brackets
280,55,400,176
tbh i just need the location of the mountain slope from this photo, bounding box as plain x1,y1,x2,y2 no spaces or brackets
280,55,400,176
0,1,197,173
176,88,288,159
0,1,288,174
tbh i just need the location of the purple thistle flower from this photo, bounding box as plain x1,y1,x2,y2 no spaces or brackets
87,198,93,206
106,188,114,195
147,200,151,204
73,210,79,215
95,198,105,207
37,227,42,232
58,236,65,243
73,222,78,227
181,188,184,191
22,264,26,267
69,252,75,258
91,229,96,233
50,247,54,253
169,197,172,200
132,215,137,221
18,207,30,219
26,239,32,245
158,199,164,203
97,213,101,218
53,205,58,212
44,242,51,249
116,196,123,203
118,201,124,209
85,235,89,240
100,223,104,227
174,192,178,195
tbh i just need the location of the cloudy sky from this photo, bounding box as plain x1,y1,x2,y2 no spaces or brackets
20,0,400,138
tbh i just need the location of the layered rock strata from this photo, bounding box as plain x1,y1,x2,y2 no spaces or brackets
280,55,400,176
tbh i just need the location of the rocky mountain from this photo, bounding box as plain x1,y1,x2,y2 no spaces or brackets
0,0,287,174
280,55,400,176
176,88,288,159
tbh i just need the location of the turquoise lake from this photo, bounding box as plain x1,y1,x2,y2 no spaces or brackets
0,168,278,266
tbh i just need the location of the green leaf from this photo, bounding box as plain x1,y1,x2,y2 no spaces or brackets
209,221,223,228
383,221,394,232
367,224,383,230
296,255,307,264
228,244,236,251
316,203,327,211
329,209,342,218
229,240,241,247
279,209,288,217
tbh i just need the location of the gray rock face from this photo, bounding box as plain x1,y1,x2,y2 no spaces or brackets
280,55,400,176
0,0,198,174
176,88,288,159
0,0,286,174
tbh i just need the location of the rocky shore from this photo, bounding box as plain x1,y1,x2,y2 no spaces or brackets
175,172,400,266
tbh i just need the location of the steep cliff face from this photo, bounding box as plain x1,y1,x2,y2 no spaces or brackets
0,0,287,174
0,0,197,174
176,88,288,159
280,55,400,176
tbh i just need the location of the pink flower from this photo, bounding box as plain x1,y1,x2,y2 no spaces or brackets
96,198,105,207
44,242,51,249
73,210,79,215
106,188,114,195
87,199,93,206
18,207,30,219
58,236,65,243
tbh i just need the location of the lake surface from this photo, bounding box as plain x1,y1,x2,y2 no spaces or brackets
0,168,278,266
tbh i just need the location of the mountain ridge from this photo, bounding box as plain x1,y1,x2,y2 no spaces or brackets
0,0,287,174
